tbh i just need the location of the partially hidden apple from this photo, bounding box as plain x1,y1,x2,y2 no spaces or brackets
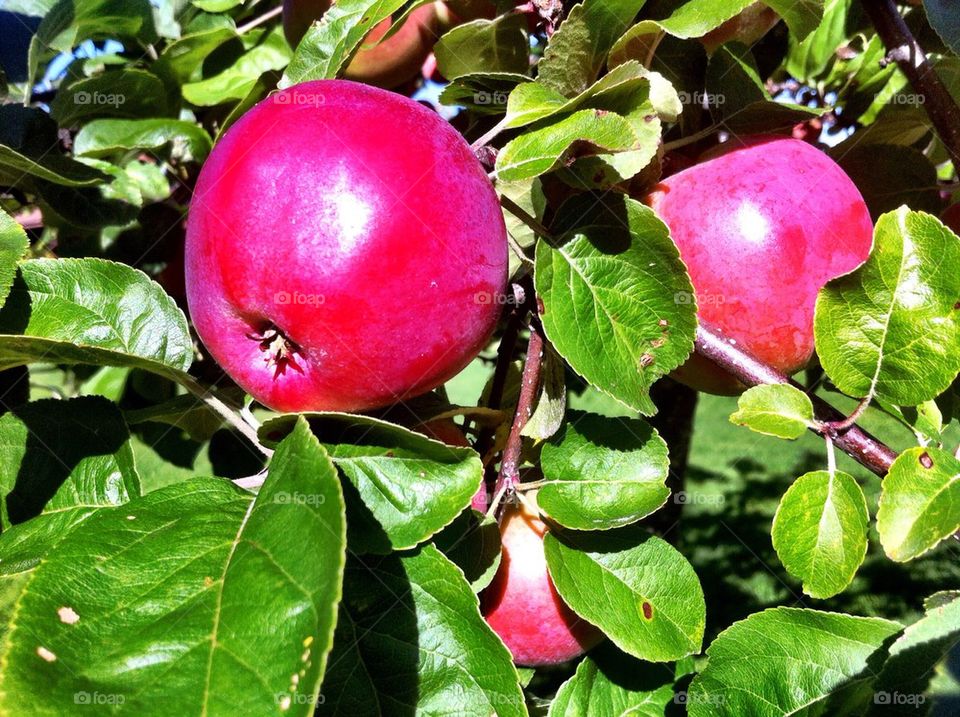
481,497,602,666
700,2,780,54
283,0,451,88
185,80,507,413
416,418,489,512
644,137,873,394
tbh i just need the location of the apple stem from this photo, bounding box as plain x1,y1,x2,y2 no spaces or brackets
816,395,871,435
862,0,960,174
694,325,897,477
492,320,545,507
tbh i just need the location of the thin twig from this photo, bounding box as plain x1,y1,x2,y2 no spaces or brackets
862,0,960,174
471,117,509,153
177,373,272,458
695,325,898,477
816,395,872,434
237,5,283,35
493,321,545,503
500,194,553,239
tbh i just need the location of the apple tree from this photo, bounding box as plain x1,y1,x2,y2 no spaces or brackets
0,0,958,714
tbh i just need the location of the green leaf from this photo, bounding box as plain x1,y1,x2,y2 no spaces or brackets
687,607,902,716
538,411,669,530
494,108,639,183
877,447,960,562
729,384,815,439
548,644,676,716
785,0,851,82
26,0,157,90
260,413,483,553
318,546,526,716
0,419,346,715
772,470,869,599
924,0,960,55
438,71,531,113
74,118,212,162
434,15,529,80
0,396,140,529
50,69,170,126
281,0,407,87
649,0,822,41
0,258,194,374
537,0,648,97
153,24,237,87
545,527,706,661
815,208,960,407
869,592,960,716
0,213,28,309
535,195,697,415
183,25,291,106
0,105,107,187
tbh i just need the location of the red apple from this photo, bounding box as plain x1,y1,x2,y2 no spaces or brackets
283,0,450,88
941,203,960,235
700,2,779,54
481,498,602,666
185,80,507,412
644,137,873,394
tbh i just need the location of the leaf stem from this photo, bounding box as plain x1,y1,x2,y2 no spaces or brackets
237,5,283,35
500,194,553,240
177,374,273,458
470,117,510,153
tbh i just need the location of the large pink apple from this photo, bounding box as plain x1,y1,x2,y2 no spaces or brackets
283,0,449,89
185,80,507,413
481,500,602,666
644,137,873,394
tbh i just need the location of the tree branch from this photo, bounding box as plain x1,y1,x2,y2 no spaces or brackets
695,325,898,477
862,0,960,174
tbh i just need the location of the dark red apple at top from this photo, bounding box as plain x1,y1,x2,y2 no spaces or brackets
700,2,780,54
644,137,873,394
481,497,602,666
283,0,451,88
185,80,507,413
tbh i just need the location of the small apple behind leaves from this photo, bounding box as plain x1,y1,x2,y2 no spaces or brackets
283,0,452,89
185,81,507,413
416,419,489,512
644,137,873,394
480,496,602,666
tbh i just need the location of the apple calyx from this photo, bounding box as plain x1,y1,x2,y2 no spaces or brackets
248,325,304,379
